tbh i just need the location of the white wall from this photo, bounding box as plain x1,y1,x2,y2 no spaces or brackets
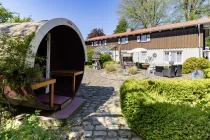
147,48,200,65
110,48,200,65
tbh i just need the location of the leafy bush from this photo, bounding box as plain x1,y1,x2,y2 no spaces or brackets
100,54,112,68
128,66,138,75
182,57,210,74
86,49,94,65
105,64,116,72
0,111,58,140
204,68,210,78
120,79,210,140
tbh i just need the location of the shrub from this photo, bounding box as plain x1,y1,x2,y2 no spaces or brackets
100,54,112,68
87,49,94,65
204,68,210,78
103,61,120,68
105,64,116,72
182,57,210,74
128,66,138,75
120,79,210,140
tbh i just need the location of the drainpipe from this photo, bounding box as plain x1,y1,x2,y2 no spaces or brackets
198,24,201,58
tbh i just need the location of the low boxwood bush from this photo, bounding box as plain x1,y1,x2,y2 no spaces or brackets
182,57,210,74
204,68,210,78
120,79,210,140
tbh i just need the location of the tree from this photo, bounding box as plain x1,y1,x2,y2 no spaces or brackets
113,18,129,34
117,0,170,29
170,0,210,22
0,3,13,23
87,28,105,39
0,3,32,23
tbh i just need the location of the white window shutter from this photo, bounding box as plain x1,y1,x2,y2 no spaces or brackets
99,41,101,46
105,40,107,45
137,36,140,42
147,35,150,41
92,42,93,46
118,38,121,44
126,37,128,43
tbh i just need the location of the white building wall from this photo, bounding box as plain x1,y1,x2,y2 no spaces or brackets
111,48,200,64
147,48,200,65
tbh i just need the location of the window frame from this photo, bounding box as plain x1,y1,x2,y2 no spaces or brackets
141,35,147,42
164,51,183,63
93,41,98,46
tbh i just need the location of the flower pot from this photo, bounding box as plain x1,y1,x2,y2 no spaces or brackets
142,64,150,69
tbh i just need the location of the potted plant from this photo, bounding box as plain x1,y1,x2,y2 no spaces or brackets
142,56,152,69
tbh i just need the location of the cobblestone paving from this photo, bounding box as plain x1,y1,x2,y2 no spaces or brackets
68,69,191,140
68,69,142,140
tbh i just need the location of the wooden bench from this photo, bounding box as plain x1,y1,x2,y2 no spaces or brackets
32,79,56,107
50,70,83,93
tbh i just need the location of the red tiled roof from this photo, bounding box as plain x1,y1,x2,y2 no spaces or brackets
85,18,210,42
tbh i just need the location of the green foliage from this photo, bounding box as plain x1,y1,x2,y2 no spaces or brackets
87,28,105,39
117,0,170,28
0,110,57,140
105,64,116,73
170,0,210,22
0,3,13,23
128,66,138,75
120,79,210,140
0,33,44,95
206,37,210,47
102,61,119,68
204,68,210,78
9,14,33,23
87,49,95,65
113,18,129,34
182,57,210,74
0,3,32,23
100,54,112,68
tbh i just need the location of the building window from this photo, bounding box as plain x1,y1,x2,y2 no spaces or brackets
141,35,147,42
147,35,150,41
164,51,182,63
91,42,94,46
137,36,140,42
102,40,107,45
141,34,150,42
118,38,121,44
121,37,128,44
94,41,98,46
99,41,101,46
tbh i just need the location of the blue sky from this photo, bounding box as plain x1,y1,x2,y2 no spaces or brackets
1,0,120,39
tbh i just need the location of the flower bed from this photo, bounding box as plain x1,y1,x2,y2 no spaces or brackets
120,79,210,140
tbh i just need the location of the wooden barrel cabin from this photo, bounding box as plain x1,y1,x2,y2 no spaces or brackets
0,18,87,110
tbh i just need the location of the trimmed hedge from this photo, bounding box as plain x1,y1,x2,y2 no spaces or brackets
204,68,210,78
182,57,210,74
120,79,210,140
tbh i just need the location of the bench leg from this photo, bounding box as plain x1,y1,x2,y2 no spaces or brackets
50,83,54,107
72,75,75,94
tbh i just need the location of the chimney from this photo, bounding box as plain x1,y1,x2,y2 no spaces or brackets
126,28,134,32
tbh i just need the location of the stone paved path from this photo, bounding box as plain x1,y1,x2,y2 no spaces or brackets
68,69,142,140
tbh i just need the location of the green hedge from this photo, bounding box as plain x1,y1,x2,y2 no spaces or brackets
204,68,210,78
182,57,210,74
120,79,210,140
